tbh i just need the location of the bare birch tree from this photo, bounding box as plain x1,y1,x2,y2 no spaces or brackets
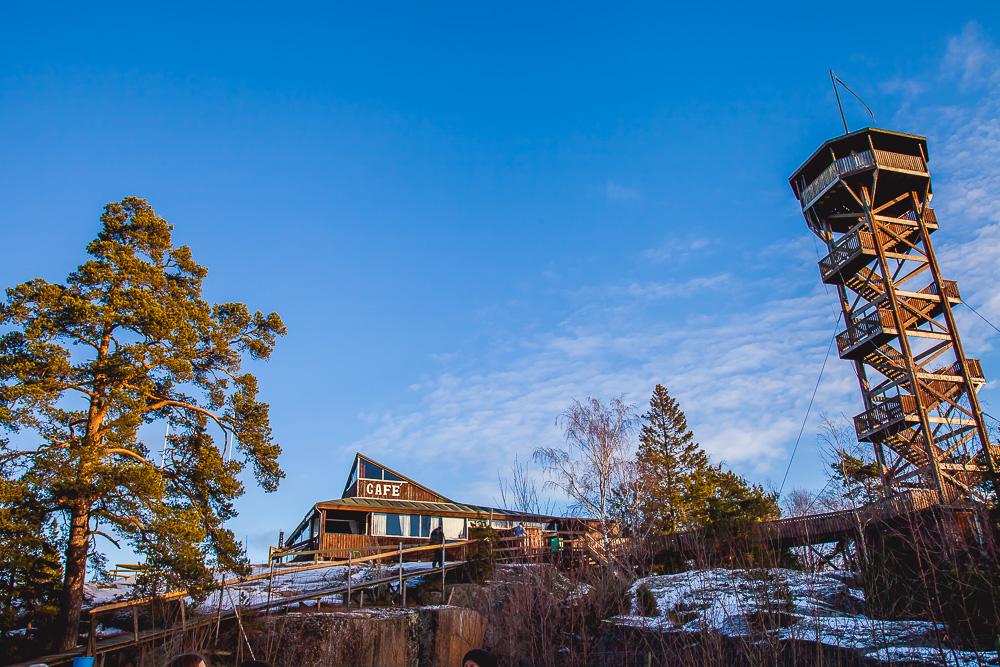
533,396,636,550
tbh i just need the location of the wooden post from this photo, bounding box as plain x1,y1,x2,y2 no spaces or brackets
359,588,364,608
346,554,352,607
179,598,186,629
440,541,446,596
87,612,97,656
132,606,139,643
398,542,403,606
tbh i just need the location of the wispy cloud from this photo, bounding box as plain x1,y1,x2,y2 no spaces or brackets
350,277,855,503
348,23,1000,506
642,236,716,264
942,22,1000,90
605,180,641,202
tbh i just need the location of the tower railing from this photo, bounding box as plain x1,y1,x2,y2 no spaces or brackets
798,148,927,209
854,394,916,440
799,150,875,207
836,308,896,356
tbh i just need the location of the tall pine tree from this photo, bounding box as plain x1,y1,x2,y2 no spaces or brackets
636,384,712,533
0,198,286,650
635,384,779,534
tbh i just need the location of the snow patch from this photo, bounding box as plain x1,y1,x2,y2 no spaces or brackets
612,568,995,665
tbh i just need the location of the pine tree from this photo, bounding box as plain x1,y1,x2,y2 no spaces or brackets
635,384,712,533
0,198,286,650
830,450,883,506
0,467,62,659
701,468,779,527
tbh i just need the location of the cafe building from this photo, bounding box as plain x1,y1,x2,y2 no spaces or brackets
281,453,573,560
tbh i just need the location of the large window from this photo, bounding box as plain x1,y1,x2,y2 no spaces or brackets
324,514,355,534
360,460,384,480
408,514,432,537
372,513,449,538
359,460,405,482
384,513,403,536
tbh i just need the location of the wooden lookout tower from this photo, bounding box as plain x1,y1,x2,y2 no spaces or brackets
790,128,999,502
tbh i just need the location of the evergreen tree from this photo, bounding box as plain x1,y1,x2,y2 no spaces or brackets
0,198,286,650
830,450,883,506
702,468,780,527
0,465,62,659
635,384,712,533
635,384,780,535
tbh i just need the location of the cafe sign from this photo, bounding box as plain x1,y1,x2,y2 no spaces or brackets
362,480,405,498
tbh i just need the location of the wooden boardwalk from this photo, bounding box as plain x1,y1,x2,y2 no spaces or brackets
661,489,944,554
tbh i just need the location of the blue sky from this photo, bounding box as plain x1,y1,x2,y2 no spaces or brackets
2,3,1000,561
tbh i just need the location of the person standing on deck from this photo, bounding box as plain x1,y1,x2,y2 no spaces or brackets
430,524,445,568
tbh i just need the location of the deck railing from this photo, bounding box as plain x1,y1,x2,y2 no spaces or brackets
819,226,876,276
873,149,927,173
836,308,894,353
799,150,875,207
800,149,927,208
854,394,917,437
917,279,960,301
898,207,937,225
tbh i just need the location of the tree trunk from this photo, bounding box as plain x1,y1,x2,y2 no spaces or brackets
55,503,90,651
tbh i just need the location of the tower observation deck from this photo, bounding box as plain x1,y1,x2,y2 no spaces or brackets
790,127,999,502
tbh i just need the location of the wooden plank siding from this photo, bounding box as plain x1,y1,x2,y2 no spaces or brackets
316,533,433,560
343,478,446,502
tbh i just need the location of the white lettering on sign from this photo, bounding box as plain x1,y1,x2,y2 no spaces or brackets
362,480,404,498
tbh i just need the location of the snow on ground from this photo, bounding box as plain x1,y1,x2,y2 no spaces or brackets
84,560,455,615
612,568,997,666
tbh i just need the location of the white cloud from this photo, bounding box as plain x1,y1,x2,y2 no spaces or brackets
942,22,1000,90
350,280,857,503
605,181,641,202
642,236,716,264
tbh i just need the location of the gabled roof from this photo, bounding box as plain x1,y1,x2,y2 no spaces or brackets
342,452,453,502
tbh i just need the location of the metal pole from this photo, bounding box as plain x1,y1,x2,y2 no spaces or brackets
398,542,403,606
830,69,849,134
440,541,446,596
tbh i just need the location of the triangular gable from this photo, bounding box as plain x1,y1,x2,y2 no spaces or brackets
341,452,452,503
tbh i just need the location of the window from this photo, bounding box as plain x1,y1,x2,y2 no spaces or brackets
360,460,384,480
384,513,403,536
324,517,354,534
442,517,466,539
383,470,404,482
407,515,434,537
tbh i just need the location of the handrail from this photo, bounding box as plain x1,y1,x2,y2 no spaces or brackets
854,394,917,436
88,538,476,615
800,150,874,207
873,149,926,173
836,308,894,353
800,148,927,209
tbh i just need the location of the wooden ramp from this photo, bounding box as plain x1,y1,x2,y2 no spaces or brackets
10,540,474,667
